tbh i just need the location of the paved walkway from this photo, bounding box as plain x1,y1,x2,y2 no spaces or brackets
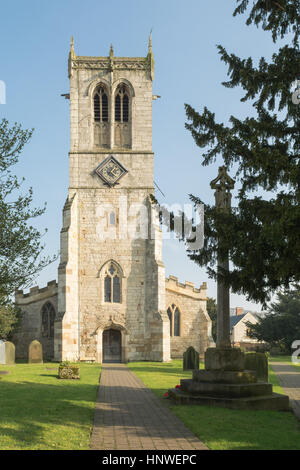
271,361,300,420
90,364,208,450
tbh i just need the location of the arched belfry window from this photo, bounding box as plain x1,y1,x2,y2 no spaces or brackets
103,262,122,303
114,84,131,148
93,84,109,148
94,86,108,122
115,85,129,123
167,304,181,337
41,302,55,338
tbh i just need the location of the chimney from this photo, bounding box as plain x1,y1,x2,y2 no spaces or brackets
236,307,243,316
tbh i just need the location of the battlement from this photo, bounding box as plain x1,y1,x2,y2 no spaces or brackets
15,280,58,304
68,36,154,80
165,275,207,299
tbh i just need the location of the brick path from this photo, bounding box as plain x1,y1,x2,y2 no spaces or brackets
90,364,208,450
271,361,300,420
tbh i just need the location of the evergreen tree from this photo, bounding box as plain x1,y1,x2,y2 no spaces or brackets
183,0,300,305
246,285,300,352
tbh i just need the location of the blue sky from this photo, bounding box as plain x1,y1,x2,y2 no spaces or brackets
0,0,283,311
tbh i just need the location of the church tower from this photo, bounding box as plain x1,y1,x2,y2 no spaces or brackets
54,37,171,362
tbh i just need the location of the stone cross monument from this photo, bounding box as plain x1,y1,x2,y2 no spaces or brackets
210,166,234,349
168,165,289,411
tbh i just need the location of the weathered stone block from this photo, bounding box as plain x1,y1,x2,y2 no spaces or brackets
205,347,244,371
180,379,272,398
245,352,268,382
192,369,257,384
168,388,290,411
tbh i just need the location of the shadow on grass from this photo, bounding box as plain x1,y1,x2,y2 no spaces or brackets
0,365,101,449
127,362,300,450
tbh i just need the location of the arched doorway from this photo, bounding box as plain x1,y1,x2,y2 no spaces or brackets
102,329,122,363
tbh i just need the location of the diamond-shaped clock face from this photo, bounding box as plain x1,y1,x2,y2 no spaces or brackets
95,156,128,187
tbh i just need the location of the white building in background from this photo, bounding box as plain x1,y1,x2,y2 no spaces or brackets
230,307,265,350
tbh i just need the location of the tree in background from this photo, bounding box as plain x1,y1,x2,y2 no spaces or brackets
0,304,22,340
246,285,300,352
182,0,300,305
0,119,56,338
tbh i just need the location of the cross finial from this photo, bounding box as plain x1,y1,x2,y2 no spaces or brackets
210,166,235,191
210,166,235,210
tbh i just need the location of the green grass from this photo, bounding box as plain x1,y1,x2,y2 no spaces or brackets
0,362,101,450
270,355,300,370
127,360,300,450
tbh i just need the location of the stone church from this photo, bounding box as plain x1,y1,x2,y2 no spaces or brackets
14,38,213,363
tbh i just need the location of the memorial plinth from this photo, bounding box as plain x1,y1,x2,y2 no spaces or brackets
168,346,289,410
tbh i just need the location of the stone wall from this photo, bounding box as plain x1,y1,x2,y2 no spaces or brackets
165,276,213,359
14,281,58,360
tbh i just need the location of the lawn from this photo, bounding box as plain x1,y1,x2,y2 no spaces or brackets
269,355,300,370
127,360,300,450
0,362,101,450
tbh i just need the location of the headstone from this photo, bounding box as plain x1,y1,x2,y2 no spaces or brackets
245,352,268,382
29,340,43,364
183,346,199,371
0,340,5,364
0,341,15,365
5,342,15,365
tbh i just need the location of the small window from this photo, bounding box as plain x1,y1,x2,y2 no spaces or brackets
109,212,116,226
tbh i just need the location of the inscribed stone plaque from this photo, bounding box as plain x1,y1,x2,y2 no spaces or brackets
5,342,15,365
29,340,43,364
0,340,5,364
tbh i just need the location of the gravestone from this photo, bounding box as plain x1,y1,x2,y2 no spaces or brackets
5,342,15,365
0,340,5,364
245,352,268,382
0,341,15,365
29,340,43,364
183,346,199,371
